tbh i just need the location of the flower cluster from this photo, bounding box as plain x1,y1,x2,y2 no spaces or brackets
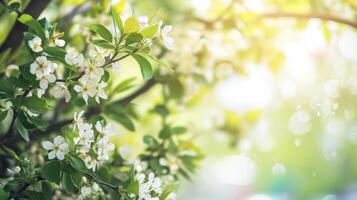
28,35,67,97
66,47,112,104
78,179,101,200
136,172,162,200
73,111,115,171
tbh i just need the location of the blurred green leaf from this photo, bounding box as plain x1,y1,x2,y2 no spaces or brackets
89,24,113,42
15,118,29,142
132,54,152,80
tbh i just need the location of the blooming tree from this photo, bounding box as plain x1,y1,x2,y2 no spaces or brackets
0,1,202,199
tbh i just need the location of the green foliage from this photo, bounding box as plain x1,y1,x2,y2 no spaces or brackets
132,54,153,80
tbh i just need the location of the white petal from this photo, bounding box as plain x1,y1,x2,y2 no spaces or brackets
54,136,64,145
59,143,68,151
48,150,56,159
39,79,48,89
74,85,82,92
95,121,103,132
56,151,65,160
42,141,54,150
55,39,65,47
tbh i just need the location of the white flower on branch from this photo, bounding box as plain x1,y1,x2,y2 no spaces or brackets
65,47,85,65
97,136,115,161
74,123,94,145
74,77,98,104
55,38,66,47
95,81,108,103
73,111,85,131
161,25,174,50
51,82,71,102
30,56,56,78
137,172,162,200
95,121,114,136
28,36,43,53
39,73,56,90
42,136,69,160
159,155,181,174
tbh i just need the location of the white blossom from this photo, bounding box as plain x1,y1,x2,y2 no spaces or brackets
95,81,108,103
161,25,174,50
42,136,69,160
73,111,85,131
74,77,98,104
55,38,66,47
39,73,56,90
30,56,56,78
78,186,92,200
137,172,162,200
97,136,115,161
74,123,94,145
95,121,114,136
65,47,85,65
159,155,180,174
28,36,43,53
51,82,71,102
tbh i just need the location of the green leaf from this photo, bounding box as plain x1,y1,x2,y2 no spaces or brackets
171,126,187,135
106,105,135,131
140,23,159,38
131,54,152,80
111,9,124,33
89,24,113,42
27,191,45,200
160,182,180,200
41,161,62,184
126,33,143,45
68,154,87,173
0,187,9,200
0,145,20,161
15,118,29,142
167,79,184,99
62,172,75,192
28,117,49,131
44,47,66,63
112,77,136,94
23,96,47,113
159,126,171,139
124,17,140,33
6,1,21,13
91,39,115,49
4,178,25,193
0,110,8,123
128,169,139,195
143,135,160,149
41,181,52,200
153,105,169,117
18,14,46,40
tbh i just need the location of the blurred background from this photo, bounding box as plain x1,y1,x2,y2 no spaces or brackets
3,0,357,199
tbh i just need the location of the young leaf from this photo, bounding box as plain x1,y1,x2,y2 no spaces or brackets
140,23,159,38
15,118,29,142
112,77,136,94
89,24,113,42
41,161,62,184
131,54,152,80
18,14,46,40
124,17,140,33
0,145,20,161
91,39,115,49
111,10,124,34
126,33,143,45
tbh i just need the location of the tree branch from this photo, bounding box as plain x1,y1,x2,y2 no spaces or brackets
260,12,357,29
0,0,51,52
